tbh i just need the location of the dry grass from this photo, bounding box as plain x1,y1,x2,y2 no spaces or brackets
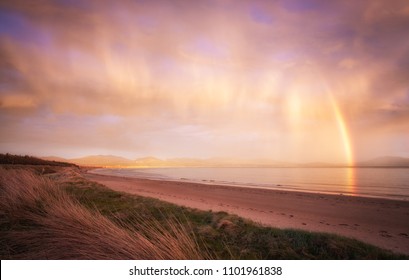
0,168,204,259
1,166,405,260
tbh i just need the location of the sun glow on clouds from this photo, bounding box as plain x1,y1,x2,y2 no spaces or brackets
1,0,409,162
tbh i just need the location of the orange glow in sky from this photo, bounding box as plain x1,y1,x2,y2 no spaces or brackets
1,0,409,163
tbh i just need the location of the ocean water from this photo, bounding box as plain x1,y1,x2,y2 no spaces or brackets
90,167,409,201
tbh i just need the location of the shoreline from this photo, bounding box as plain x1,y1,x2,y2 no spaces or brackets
84,171,409,255
89,167,409,202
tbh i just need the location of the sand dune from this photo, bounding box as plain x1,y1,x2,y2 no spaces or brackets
84,172,409,255
0,168,203,260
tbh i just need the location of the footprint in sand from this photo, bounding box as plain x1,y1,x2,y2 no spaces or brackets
379,230,393,238
338,223,349,226
302,223,307,225
398,233,409,238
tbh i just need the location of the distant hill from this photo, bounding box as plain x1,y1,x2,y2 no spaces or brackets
42,156,69,162
69,155,134,167
37,154,409,168
358,156,409,167
133,157,165,166
39,155,293,167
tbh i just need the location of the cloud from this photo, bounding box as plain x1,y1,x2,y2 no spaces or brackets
0,0,408,161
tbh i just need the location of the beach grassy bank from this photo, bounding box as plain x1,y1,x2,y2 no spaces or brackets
0,165,407,259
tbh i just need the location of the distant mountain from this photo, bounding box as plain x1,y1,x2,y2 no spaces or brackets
40,154,409,168
46,155,294,167
134,157,213,167
70,155,134,167
168,158,211,167
202,157,295,167
42,156,69,162
358,156,409,167
133,157,165,166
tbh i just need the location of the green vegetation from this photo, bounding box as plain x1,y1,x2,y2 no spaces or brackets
63,174,407,260
1,165,407,260
0,153,76,167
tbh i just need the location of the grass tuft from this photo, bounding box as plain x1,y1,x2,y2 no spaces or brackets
0,168,204,259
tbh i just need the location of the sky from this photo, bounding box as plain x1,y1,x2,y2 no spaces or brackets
0,0,408,164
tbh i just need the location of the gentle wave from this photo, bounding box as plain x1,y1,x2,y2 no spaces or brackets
90,167,409,201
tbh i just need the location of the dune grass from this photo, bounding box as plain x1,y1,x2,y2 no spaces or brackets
0,168,203,259
1,166,407,260
62,171,407,260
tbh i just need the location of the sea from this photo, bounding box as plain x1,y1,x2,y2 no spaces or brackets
90,167,409,201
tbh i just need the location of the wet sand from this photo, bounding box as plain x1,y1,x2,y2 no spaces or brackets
84,172,409,255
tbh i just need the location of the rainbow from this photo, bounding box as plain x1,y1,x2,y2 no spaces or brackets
328,94,354,167
326,92,356,194
317,73,354,167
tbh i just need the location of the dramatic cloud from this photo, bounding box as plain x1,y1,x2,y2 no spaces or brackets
1,0,408,162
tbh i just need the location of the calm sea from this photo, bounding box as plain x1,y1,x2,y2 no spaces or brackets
90,167,409,201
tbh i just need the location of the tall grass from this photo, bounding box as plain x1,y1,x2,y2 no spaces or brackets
1,167,406,260
0,168,204,259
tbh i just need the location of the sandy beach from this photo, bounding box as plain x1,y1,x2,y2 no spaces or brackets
84,172,409,255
